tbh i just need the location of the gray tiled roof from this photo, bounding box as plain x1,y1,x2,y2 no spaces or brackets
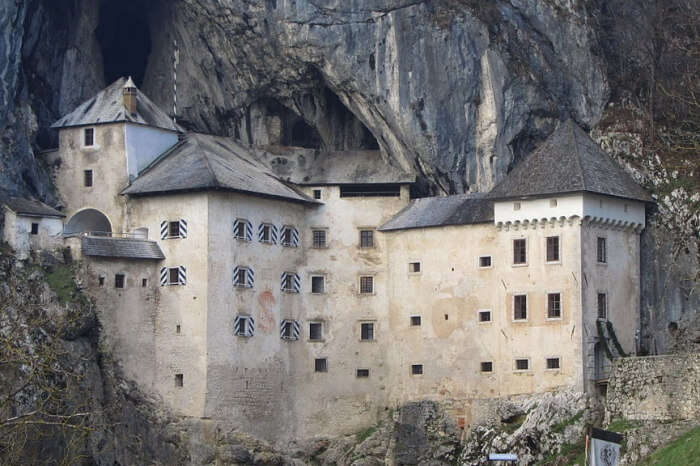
379,194,493,231
3,196,65,218
51,77,180,132
489,119,652,202
121,133,316,204
285,150,414,185
81,237,164,260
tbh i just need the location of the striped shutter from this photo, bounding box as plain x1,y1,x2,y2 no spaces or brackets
281,272,301,293
281,320,301,340
245,221,253,241
160,267,168,286
292,228,300,247
179,219,188,238
292,320,300,340
257,223,266,242
178,266,187,285
280,272,288,291
270,225,278,244
160,221,168,240
233,219,240,238
247,316,255,336
293,273,301,293
233,266,241,286
246,268,254,288
234,316,248,336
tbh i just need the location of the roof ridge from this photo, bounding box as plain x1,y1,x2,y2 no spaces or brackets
198,139,221,188
134,137,189,178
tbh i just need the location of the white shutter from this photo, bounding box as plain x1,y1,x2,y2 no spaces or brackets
247,317,255,336
178,266,187,285
293,273,301,293
160,221,168,240
257,223,265,242
292,228,300,247
160,267,168,286
246,268,255,288
245,221,253,241
234,316,243,335
271,225,278,244
179,219,188,238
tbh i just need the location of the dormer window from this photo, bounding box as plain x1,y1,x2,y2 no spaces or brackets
84,128,94,147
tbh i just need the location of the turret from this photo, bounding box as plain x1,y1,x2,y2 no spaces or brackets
123,76,138,114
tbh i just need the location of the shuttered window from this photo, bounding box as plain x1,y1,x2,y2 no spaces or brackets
233,266,254,288
160,219,188,239
281,272,301,293
280,319,301,340
234,315,255,337
160,266,186,286
258,223,277,244
233,219,253,241
280,226,300,247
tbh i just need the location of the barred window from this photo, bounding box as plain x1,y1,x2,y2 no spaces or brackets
597,237,607,263
547,293,561,319
546,236,560,262
597,293,607,319
360,322,374,341
360,230,374,248
514,295,527,320
546,357,560,370
480,362,493,373
515,359,530,371
359,276,374,294
513,239,527,265
312,229,327,248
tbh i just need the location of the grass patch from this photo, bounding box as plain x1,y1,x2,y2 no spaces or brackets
502,414,527,434
551,410,584,434
355,426,377,443
606,418,641,433
537,438,586,465
640,426,700,465
45,263,79,303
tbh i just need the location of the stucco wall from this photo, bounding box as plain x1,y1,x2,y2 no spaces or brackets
605,354,699,422
2,207,64,259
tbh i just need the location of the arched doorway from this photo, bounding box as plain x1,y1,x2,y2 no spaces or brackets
64,209,112,236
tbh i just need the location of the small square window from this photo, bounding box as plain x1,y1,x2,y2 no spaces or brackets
547,293,561,319
514,295,527,320
84,128,94,146
313,189,322,200
312,229,327,248
309,322,323,341
480,361,493,373
84,170,93,187
513,239,527,265
546,236,560,262
478,310,492,322
176,324,181,334
115,273,125,289
515,359,530,371
360,230,374,248
410,316,421,326
234,219,249,240
142,278,148,287
409,262,421,273
411,364,423,375
550,199,558,207
311,276,325,294
360,322,374,341
30,223,39,235
98,275,105,287
174,373,183,387
597,237,607,263
513,202,521,211
359,276,374,294
479,256,492,268
597,293,607,320
168,221,180,238
546,357,560,370
168,268,180,286
315,358,328,372
356,369,370,378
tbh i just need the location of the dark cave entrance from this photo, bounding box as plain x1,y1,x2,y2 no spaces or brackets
96,0,152,86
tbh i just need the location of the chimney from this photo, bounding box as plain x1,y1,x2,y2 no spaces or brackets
123,76,138,114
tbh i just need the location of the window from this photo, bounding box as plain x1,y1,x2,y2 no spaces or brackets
546,357,561,370
233,219,252,241
141,278,148,287
311,275,325,294
315,358,328,372
547,293,562,319
258,223,275,243
161,266,186,286
597,237,607,263
550,199,558,207
233,266,254,288
169,268,179,285
161,220,187,239
597,293,607,320
313,189,322,200
84,170,93,187
514,295,527,320
360,322,374,341
356,369,370,378
174,373,183,387
479,256,492,268
281,272,300,293
234,315,255,337
409,262,421,273
411,364,423,375
359,276,374,294
312,229,327,248
115,273,125,288
309,322,323,341
513,202,521,211
83,128,94,146
98,275,105,287
410,316,422,326
546,236,560,262
340,184,401,197
30,223,39,235
176,324,181,334
280,225,299,247
480,362,493,373
360,230,374,248
515,359,530,371
280,320,300,340
478,310,492,323
513,239,527,265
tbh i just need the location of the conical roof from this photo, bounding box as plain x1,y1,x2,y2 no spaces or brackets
489,120,651,202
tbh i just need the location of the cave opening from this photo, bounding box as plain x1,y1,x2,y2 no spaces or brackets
96,0,152,87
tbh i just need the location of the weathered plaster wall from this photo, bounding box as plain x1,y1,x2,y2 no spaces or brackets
1,207,63,260
605,354,699,422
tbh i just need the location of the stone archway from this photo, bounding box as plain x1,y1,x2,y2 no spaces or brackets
64,209,112,236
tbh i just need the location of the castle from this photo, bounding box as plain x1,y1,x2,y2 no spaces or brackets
2,78,651,442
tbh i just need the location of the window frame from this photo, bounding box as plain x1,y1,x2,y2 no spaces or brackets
233,266,253,288
167,221,181,239
410,364,424,376
477,309,492,323
115,273,126,289
480,361,494,373
597,291,608,320
512,238,528,266
513,294,528,322
311,228,328,249
259,223,273,244
308,321,324,342
233,218,251,241
310,274,326,294
546,292,562,320
597,236,607,264
84,169,93,187
313,189,322,200
234,314,255,337
408,261,422,274
545,235,561,264
30,222,39,235
359,229,375,248
314,358,328,373
356,368,370,378
514,358,531,372
167,268,180,286
478,255,492,269
82,127,96,148
546,356,561,371
359,321,375,342
410,315,422,327
358,275,375,295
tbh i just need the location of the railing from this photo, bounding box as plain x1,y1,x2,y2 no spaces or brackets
64,230,148,239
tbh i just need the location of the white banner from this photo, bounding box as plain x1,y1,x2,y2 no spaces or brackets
590,438,621,466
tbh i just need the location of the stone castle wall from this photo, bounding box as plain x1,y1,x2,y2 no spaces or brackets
605,354,699,422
